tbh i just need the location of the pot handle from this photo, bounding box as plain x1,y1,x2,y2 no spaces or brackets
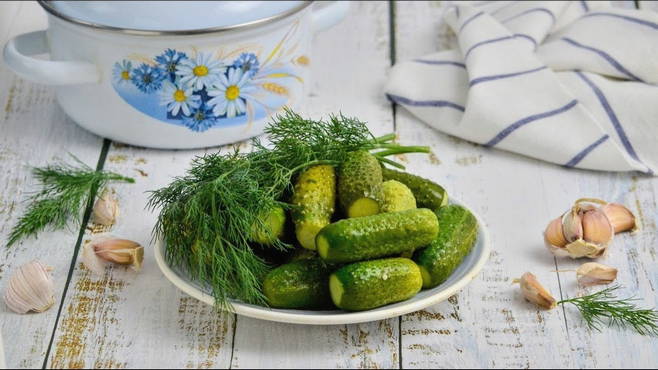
3,30,100,85
312,1,350,34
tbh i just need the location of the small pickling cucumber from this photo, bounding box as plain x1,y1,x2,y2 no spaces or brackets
379,180,417,213
291,165,336,250
382,168,448,211
263,259,334,309
316,208,439,263
329,257,423,311
413,205,477,289
338,151,383,218
250,206,287,245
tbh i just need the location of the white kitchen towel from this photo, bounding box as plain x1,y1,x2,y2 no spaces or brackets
386,1,658,174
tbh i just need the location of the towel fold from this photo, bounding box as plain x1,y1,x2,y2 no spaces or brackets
386,0,658,174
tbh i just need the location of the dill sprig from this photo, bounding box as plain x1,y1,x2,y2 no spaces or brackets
559,285,658,336
7,156,135,247
148,109,430,309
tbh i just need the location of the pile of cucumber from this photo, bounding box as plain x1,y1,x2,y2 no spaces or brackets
260,150,478,312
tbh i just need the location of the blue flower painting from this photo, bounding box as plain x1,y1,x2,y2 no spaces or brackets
112,45,304,132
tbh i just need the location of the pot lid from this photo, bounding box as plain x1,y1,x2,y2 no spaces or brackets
39,1,311,35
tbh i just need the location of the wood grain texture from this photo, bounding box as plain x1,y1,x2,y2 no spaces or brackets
230,2,401,368
393,1,658,368
0,6,105,365
45,146,236,369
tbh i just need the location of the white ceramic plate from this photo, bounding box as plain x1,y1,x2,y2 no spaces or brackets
154,199,491,325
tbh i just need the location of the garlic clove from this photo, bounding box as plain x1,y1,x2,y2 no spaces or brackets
602,203,637,234
565,239,607,259
561,208,583,242
92,189,119,226
581,209,614,245
81,241,108,275
516,272,556,309
576,262,617,286
81,235,143,274
3,260,55,314
544,217,567,248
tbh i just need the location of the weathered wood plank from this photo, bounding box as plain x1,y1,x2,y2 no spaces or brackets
45,146,236,369
230,2,401,368
393,1,658,368
393,1,567,368
0,3,105,368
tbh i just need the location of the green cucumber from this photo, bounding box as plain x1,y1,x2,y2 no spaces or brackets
382,168,448,211
250,206,286,245
316,208,439,263
413,205,477,289
291,165,336,250
329,257,422,311
380,180,417,213
338,151,383,218
287,248,318,262
263,259,334,309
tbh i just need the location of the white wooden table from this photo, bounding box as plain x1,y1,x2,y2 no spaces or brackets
1,1,657,368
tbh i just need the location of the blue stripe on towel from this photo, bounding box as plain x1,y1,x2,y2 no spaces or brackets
574,71,643,163
513,33,538,48
386,93,466,112
583,12,658,31
464,33,537,59
502,8,556,25
562,37,643,82
484,99,578,147
580,0,589,12
469,66,547,87
564,135,609,167
459,11,485,32
413,59,466,68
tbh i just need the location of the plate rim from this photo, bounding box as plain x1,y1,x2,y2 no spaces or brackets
153,198,491,325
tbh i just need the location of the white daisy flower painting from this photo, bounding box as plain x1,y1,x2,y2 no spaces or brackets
176,52,226,91
207,67,257,118
158,81,201,117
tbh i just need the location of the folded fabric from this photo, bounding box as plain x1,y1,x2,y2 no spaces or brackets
386,0,658,174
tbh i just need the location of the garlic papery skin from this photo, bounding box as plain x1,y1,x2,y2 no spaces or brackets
561,208,583,242
581,209,614,245
515,272,556,309
602,203,637,233
3,260,55,314
81,234,143,275
577,262,618,286
92,189,119,226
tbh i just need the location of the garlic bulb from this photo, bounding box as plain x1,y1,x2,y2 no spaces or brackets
81,234,143,275
577,262,618,286
92,189,119,226
515,272,556,309
3,260,55,314
544,198,634,259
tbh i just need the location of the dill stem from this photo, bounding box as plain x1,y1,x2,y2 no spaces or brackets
373,146,430,158
372,133,397,143
378,157,406,169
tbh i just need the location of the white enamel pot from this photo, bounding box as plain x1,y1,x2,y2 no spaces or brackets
3,1,349,149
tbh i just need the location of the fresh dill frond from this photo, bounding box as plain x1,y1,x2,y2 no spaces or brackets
7,157,135,247
148,109,431,309
559,285,658,336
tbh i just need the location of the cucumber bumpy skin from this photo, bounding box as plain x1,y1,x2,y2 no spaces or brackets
330,257,423,311
316,208,439,263
291,165,336,250
263,259,334,309
338,151,383,218
379,180,417,213
250,206,287,245
382,168,448,211
413,205,478,289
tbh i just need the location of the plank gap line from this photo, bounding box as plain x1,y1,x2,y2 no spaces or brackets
41,138,113,369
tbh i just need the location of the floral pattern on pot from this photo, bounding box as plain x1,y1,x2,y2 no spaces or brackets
112,44,304,132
